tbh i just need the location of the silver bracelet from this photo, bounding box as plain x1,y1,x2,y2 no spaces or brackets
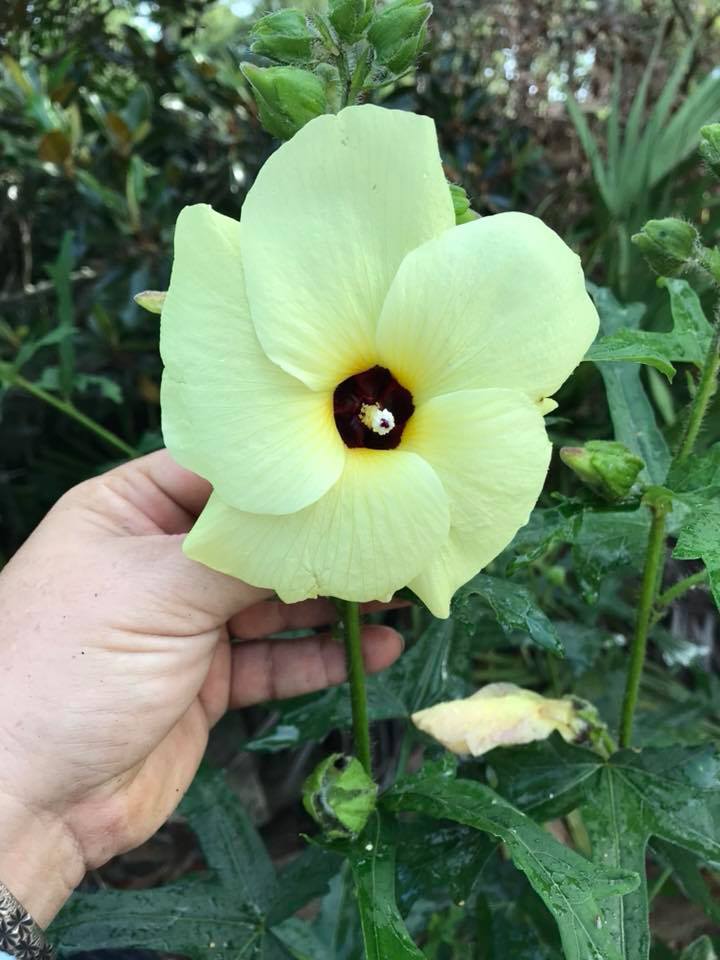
0,883,54,960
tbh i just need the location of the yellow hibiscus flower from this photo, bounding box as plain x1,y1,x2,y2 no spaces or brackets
411,683,587,756
160,104,598,618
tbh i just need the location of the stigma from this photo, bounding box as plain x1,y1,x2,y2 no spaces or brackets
359,403,396,436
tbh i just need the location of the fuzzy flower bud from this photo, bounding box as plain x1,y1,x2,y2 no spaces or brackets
699,124,720,179
134,290,166,314
250,9,315,63
412,683,588,757
631,218,698,277
302,753,377,839
368,0,432,76
241,64,327,141
329,0,373,42
560,440,644,501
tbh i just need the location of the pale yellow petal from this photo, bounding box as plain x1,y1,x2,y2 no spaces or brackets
160,204,345,515
401,389,551,617
376,212,599,405
412,684,583,757
183,449,450,604
240,104,455,390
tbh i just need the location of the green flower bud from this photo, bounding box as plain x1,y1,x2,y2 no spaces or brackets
631,217,698,277
329,0,373,42
699,124,720,178
241,64,327,140
134,290,166,314
250,9,315,63
368,0,432,76
448,182,477,225
315,62,344,114
560,440,644,501
302,753,377,839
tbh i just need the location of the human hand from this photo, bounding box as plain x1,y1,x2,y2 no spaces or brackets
0,451,404,927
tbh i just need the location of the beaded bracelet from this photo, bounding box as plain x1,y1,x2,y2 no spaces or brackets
0,883,54,960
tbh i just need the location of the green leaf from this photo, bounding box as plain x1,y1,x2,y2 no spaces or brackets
312,868,365,960
572,507,650,602
680,937,718,960
506,503,584,573
51,767,323,959
489,742,720,960
668,444,720,502
673,503,720,609
269,845,343,926
587,285,671,483
385,763,639,960
585,279,712,381
52,877,265,959
452,573,562,653
651,839,720,926
244,618,456,751
179,766,276,908
488,735,601,821
272,917,335,960
11,326,76,372
666,444,720,609
395,814,495,909
582,766,650,960
554,623,617,676
34,367,123,404
348,814,426,959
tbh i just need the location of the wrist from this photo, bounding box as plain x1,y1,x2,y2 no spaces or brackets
0,790,85,929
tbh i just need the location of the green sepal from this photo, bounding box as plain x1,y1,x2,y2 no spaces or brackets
631,217,699,277
560,440,644,501
249,9,315,64
367,0,432,76
241,63,327,140
302,753,377,839
699,123,720,179
448,182,477,224
328,0,373,43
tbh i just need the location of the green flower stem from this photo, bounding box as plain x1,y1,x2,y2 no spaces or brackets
342,600,373,775
673,322,720,467
8,372,137,459
619,497,670,748
651,569,709,625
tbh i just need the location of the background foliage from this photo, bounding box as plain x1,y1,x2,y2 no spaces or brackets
2,1,720,958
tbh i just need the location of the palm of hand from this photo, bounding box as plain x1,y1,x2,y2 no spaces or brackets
0,452,402,871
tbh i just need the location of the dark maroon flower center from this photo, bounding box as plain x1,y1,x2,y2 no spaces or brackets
333,365,414,450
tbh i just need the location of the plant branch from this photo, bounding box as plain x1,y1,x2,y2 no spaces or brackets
6,372,136,459
673,322,720,467
619,495,670,748
342,600,372,775
651,569,709,625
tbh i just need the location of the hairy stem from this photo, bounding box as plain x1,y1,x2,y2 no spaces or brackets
651,569,709,625
342,600,372,775
673,322,720,467
8,372,136,459
619,498,670,748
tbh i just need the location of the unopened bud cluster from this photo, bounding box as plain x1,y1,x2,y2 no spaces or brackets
560,440,644,502
700,124,720,179
241,0,432,141
631,218,698,278
631,128,720,285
